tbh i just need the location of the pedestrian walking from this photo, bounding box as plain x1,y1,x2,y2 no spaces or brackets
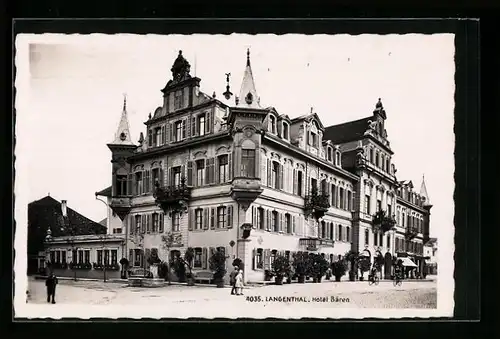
229,266,238,295
45,272,58,304
235,268,244,296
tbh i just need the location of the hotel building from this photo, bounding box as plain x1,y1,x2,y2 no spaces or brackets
98,50,432,283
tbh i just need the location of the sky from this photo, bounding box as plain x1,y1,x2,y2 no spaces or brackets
16,34,455,238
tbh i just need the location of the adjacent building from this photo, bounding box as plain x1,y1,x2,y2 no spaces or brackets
98,49,433,283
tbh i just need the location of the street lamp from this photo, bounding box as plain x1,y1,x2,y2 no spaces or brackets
95,194,109,283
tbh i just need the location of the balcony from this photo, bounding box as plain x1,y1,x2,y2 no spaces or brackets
153,177,192,216
299,237,334,251
405,226,418,240
372,210,397,233
109,197,132,221
230,178,263,211
304,188,330,221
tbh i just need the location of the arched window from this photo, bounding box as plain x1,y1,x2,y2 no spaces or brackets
269,116,276,134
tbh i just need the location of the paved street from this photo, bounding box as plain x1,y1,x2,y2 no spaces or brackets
27,276,436,309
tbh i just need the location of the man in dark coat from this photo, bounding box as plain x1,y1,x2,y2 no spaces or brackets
45,273,58,304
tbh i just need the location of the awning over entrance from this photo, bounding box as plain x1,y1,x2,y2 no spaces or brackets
401,257,418,267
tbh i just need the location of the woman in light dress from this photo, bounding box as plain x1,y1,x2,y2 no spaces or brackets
235,268,244,295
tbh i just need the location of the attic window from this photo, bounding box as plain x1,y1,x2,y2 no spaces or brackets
327,147,333,162
282,122,289,140
335,152,340,166
269,116,276,134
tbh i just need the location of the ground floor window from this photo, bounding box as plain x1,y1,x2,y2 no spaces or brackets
255,248,263,269
84,250,90,264
194,247,203,268
111,249,118,265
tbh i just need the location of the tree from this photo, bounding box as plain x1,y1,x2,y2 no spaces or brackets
161,232,175,284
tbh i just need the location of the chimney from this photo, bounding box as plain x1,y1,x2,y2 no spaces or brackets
61,200,67,218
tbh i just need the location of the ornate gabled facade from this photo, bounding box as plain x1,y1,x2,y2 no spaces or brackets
100,50,432,283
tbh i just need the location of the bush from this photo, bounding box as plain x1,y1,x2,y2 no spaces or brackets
308,253,329,279
209,250,227,280
271,255,290,279
292,252,310,277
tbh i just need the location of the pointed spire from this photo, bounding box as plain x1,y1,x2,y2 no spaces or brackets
111,94,134,145
237,48,260,108
420,174,432,206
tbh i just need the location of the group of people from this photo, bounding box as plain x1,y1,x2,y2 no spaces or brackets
229,266,244,295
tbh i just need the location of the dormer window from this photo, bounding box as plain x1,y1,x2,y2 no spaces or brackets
174,90,184,110
269,116,276,134
386,158,390,173
309,132,318,148
335,151,341,166
153,127,161,147
327,147,333,162
282,122,289,140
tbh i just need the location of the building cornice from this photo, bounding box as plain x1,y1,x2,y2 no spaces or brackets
128,131,232,162
395,196,428,214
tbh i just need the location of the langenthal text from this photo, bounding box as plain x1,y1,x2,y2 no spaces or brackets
245,296,350,303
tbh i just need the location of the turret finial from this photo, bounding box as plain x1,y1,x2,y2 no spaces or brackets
123,93,127,111
247,48,250,66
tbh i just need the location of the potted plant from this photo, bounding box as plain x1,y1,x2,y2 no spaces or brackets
333,260,347,282
170,254,186,282
309,253,329,283
292,252,309,284
359,256,371,281
183,247,195,286
271,255,290,285
209,249,227,288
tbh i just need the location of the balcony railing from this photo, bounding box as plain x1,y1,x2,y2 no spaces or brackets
405,226,419,240
304,188,330,220
372,210,397,233
153,177,192,216
299,237,334,251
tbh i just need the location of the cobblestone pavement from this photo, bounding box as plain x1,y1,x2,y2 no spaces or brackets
27,277,436,309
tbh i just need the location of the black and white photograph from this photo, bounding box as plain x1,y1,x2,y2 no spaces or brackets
15,32,454,319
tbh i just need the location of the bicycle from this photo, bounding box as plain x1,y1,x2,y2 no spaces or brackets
393,273,403,287
368,273,380,286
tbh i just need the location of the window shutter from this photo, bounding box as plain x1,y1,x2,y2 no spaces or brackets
186,116,191,138
205,111,211,134
263,249,270,270
148,129,153,147
192,116,196,136
181,165,185,183
210,208,215,229
279,213,283,233
227,205,233,228
187,161,193,186
147,170,152,193
188,208,194,231
170,122,174,141
228,153,233,180
182,120,187,139
293,169,297,194
159,167,164,187
209,158,215,184
161,125,166,144
166,123,171,143
279,164,284,190
202,248,208,269
267,210,271,231
141,215,146,233
292,216,296,234
129,249,133,263
252,207,257,227
203,208,209,230
267,160,272,187
351,191,356,211
127,173,133,196
159,213,164,233
214,156,220,184
146,214,151,233
129,215,134,235
252,249,256,270
205,161,210,186
260,153,266,182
